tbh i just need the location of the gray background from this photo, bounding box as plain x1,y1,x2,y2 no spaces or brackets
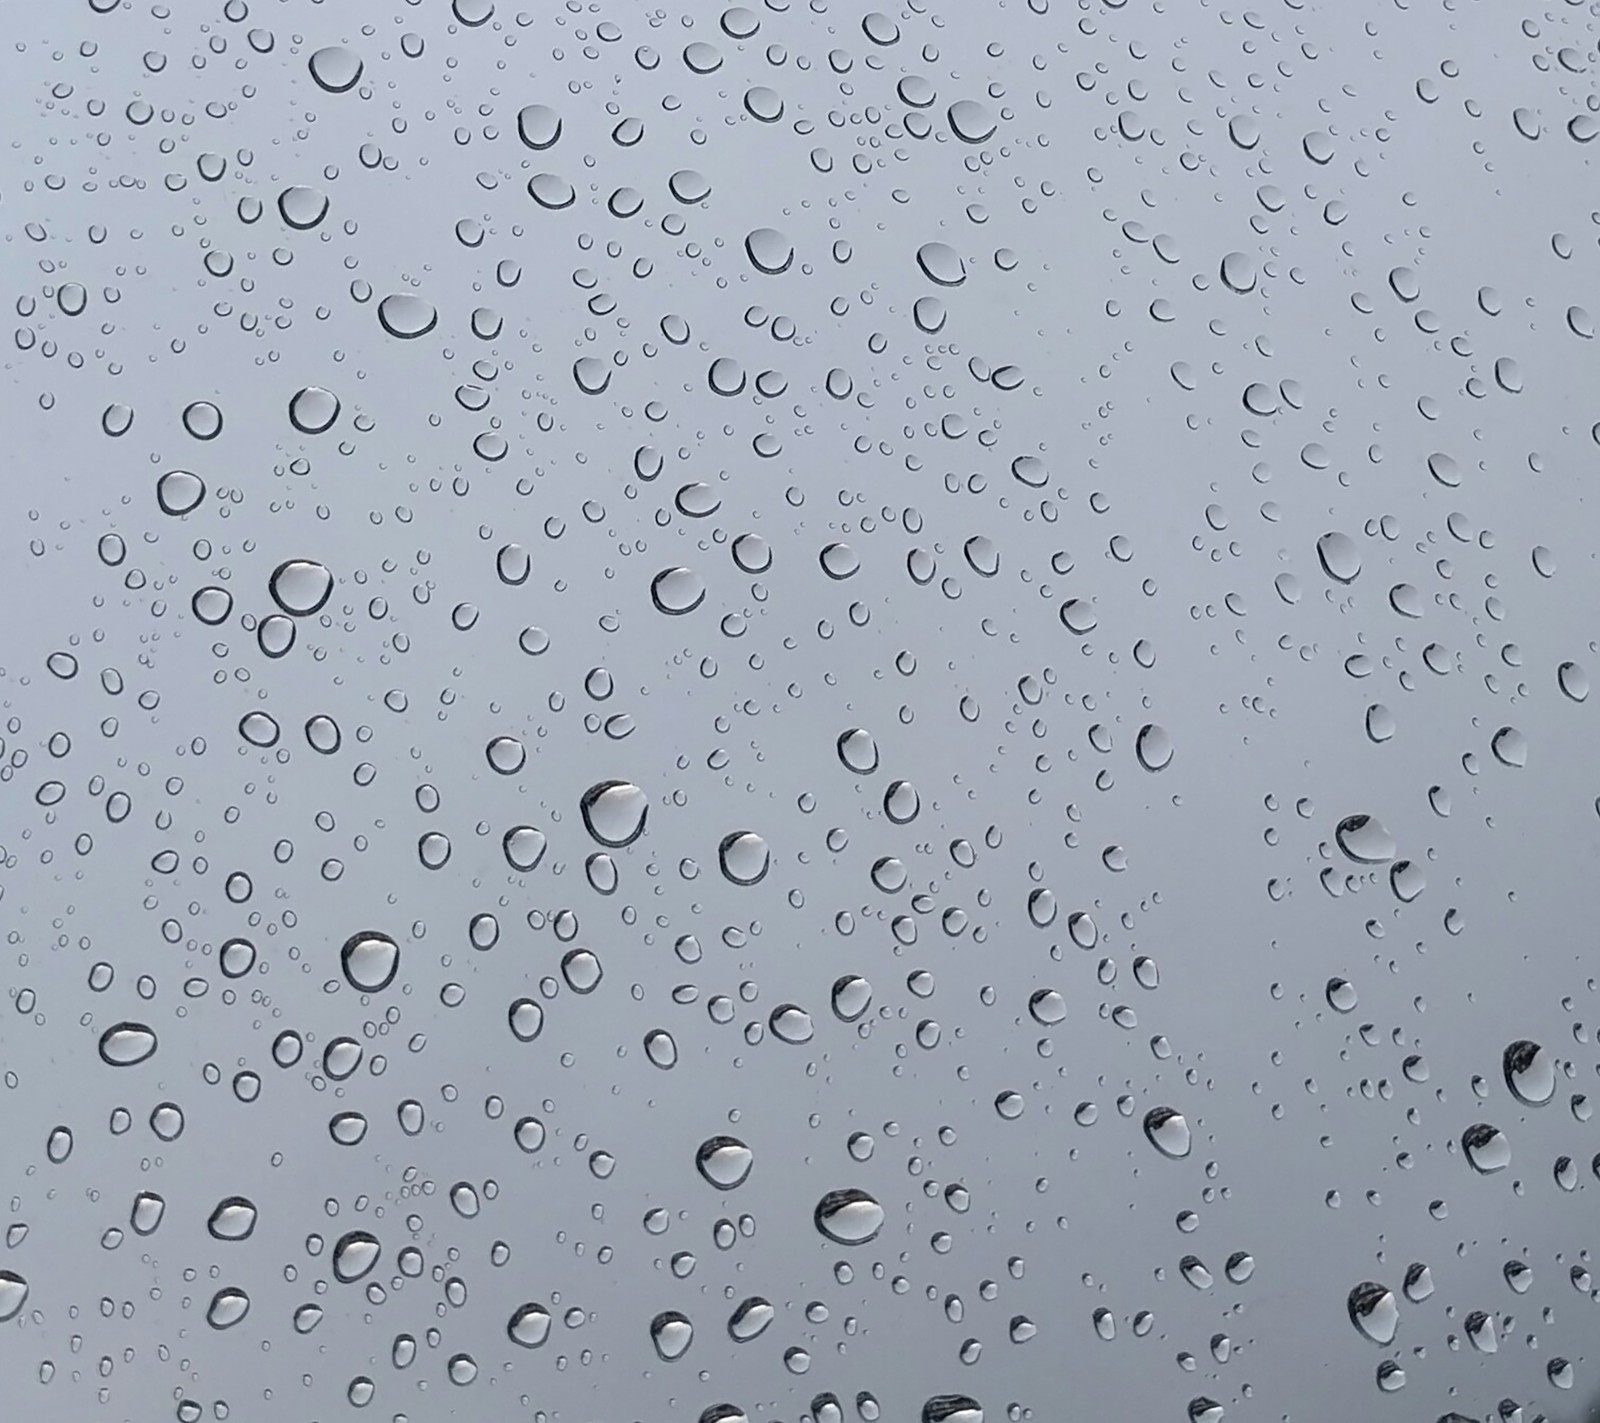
3,1,1600,1420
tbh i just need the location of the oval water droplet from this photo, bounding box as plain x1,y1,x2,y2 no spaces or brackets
1144,1106,1191,1159
377,293,437,339
268,559,333,616
98,1022,157,1066
916,242,966,287
814,1188,885,1244
1347,1282,1400,1344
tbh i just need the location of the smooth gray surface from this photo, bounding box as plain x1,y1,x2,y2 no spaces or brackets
3,2,1600,1421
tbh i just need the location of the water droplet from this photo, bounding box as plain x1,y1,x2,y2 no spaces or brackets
922,1396,983,1423
1504,1040,1555,1105
1316,531,1361,583
1462,1122,1511,1173
377,293,437,339
718,830,770,885
307,45,361,93
1347,1282,1399,1344
947,99,997,143
1336,814,1396,864
341,931,399,992
1135,724,1172,772
814,1188,885,1244
206,1287,250,1330
728,1296,775,1341
508,1302,552,1347
652,567,706,614
98,1022,157,1066
516,103,562,149
331,1230,381,1283
288,386,340,434
744,228,794,274
916,242,966,287
277,185,328,230
268,559,333,616
1144,1106,1191,1159
580,780,648,847
207,1196,258,1241
156,469,205,516
696,1135,753,1190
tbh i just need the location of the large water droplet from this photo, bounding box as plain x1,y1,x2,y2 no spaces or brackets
277,185,328,230
696,1135,753,1189
947,99,997,143
508,1302,552,1347
1347,1282,1400,1344
516,103,562,149
744,228,794,274
651,1310,694,1360
1336,814,1396,864
98,1022,157,1066
651,567,706,614
923,1396,983,1423
207,1196,258,1241
308,46,362,93
718,831,770,885
377,293,437,339
268,559,333,616
814,1188,885,1244
1462,1122,1511,1173
331,1230,381,1283
288,386,340,434
341,931,399,992
1504,1040,1555,1106
916,242,966,287
1144,1106,1191,1159
580,780,648,847
0,1271,28,1322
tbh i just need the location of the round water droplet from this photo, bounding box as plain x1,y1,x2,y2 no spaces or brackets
377,293,437,339
268,559,333,616
288,386,340,434
206,1287,250,1330
308,45,362,92
581,780,648,847
277,185,328,230
652,567,706,614
1144,1106,1191,1159
502,826,547,873
157,469,205,516
98,1022,157,1066
341,931,399,992
696,1135,753,1190
815,1188,885,1244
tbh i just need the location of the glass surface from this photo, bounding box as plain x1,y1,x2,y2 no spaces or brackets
3,3,1599,1421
